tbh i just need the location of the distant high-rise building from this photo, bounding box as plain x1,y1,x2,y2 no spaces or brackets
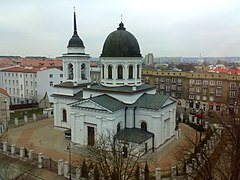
145,53,154,65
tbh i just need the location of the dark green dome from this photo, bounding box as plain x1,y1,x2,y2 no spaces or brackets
101,22,141,57
67,34,85,48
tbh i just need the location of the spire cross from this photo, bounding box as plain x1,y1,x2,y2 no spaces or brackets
121,14,123,22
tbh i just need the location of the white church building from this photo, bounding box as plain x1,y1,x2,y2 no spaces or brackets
53,12,178,152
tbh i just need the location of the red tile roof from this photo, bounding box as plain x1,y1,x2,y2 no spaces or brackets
0,58,62,67
1,67,48,73
209,67,240,74
0,88,9,97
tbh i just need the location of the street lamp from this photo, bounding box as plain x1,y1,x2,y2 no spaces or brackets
4,99,8,141
66,142,72,180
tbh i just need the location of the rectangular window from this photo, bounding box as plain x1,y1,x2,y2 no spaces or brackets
9,80,11,85
217,81,222,86
16,80,18,85
203,80,208,86
21,85,23,90
203,88,207,95
60,74,63,78
196,80,201,85
35,82,37,86
5,80,7,84
13,80,15,85
49,74,53,78
189,79,195,85
230,82,236,90
31,81,33,86
209,88,215,94
171,85,176,90
26,81,28,86
216,89,222,96
189,94,194,99
196,87,201,93
230,91,236,98
50,81,53,86
210,80,215,86
166,85,170,91
178,78,182,84
160,84,165,90
160,78,165,82
172,78,176,83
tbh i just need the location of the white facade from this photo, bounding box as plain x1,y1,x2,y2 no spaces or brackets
37,68,63,103
1,67,38,104
53,16,177,153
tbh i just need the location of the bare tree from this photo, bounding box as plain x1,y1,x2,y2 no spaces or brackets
87,131,144,180
0,154,35,180
176,109,240,180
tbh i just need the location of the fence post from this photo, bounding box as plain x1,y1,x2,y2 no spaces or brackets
33,113,37,121
24,115,28,123
3,142,8,153
64,161,70,178
76,165,81,179
58,159,64,176
20,147,25,159
14,118,18,126
155,168,161,180
28,150,34,161
11,144,16,156
38,153,44,168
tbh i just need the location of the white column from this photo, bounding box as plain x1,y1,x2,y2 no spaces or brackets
58,159,64,176
38,153,44,168
11,144,16,156
24,115,28,123
14,118,18,126
28,150,34,161
20,147,25,159
155,168,161,180
3,142,8,152
64,161,70,178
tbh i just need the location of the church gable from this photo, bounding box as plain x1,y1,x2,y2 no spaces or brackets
162,98,176,108
70,99,111,112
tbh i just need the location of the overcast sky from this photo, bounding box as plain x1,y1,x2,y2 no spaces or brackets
1,0,240,58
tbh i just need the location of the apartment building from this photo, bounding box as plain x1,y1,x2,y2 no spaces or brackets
1,66,63,105
142,69,240,111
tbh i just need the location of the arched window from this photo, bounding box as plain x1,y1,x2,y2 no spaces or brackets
117,123,121,132
141,122,147,131
68,64,73,80
102,64,105,79
108,65,112,79
63,109,67,122
137,64,140,79
128,65,133,79
81,63,86,80
117,65,123,79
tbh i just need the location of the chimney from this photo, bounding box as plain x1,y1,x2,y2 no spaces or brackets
132,85,136,91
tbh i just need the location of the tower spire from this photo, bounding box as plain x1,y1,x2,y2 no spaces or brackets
73,7,78,35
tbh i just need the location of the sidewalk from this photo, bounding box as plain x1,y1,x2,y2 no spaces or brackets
3,118,196,173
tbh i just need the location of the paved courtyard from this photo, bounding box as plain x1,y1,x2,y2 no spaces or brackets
3,118,196,171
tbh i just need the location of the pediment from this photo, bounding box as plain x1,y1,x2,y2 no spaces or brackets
71,99,111,112
162,98,176,107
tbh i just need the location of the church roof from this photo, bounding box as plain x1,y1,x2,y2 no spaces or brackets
67,11,85,48
51,91,83,100
114,128,154,144
101,22,141,57
90,94,126,111
54,82,89,88
70,94,126,112
133,93,173,110
85,84,155,94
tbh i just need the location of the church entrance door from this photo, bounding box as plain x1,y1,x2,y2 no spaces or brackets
87,126,95,146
